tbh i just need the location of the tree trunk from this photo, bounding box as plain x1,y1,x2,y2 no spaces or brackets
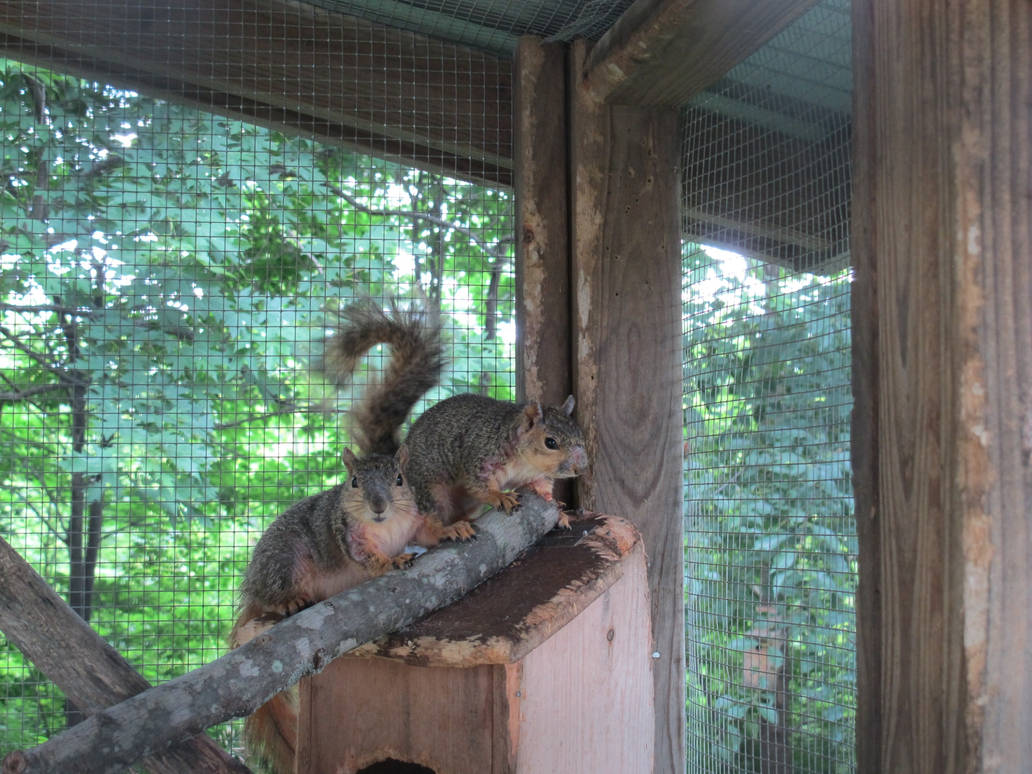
58,309,104,728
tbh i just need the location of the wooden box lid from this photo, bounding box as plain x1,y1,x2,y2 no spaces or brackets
346,512,642,668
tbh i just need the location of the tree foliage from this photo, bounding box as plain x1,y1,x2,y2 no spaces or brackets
0,60,514,750
683,246,856,773
0,60,858,771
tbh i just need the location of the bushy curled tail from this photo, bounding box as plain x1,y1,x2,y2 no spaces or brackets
320,299,445,456
243,690,297,774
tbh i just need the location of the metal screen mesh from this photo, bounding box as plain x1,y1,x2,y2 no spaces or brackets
681,1,856,772
0,1,513,758
302,0,636,54
2,0,861,768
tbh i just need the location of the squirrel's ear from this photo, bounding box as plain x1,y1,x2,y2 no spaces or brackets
395,444,410,471
341,447,358,472
519,402,543,433
561,395,576,416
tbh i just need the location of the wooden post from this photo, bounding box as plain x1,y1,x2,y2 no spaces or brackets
514,37,571,408
852,0,1032,771
569,38,685,774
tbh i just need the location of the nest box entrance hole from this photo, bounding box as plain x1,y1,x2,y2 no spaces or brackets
357,760,435,774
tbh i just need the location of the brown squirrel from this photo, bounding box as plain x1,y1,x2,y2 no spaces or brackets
230,299,472,773
404,392,589,527
230,446,423,774
324,299,589,527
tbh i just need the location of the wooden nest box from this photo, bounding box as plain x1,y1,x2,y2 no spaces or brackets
296,513,654,773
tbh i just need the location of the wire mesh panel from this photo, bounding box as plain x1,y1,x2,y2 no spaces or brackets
681,2,856,773
0,1,516,758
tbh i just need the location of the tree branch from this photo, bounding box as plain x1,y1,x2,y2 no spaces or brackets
3,495,562,774
213,402,327,431
0,383,66,401
77,155,124,182
0,302,87,316
0,537,248,774
0,326,85,386
327,185,512,260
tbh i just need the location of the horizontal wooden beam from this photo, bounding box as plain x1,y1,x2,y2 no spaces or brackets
583,0,820,106
0,0,513,187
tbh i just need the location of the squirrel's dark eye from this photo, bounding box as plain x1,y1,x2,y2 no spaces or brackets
544,436,559,450
395,474,404,486
351,477,359,488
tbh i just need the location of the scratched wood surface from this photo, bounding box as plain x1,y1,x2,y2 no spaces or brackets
852,0,1032,770
569,38,685,774
514,38,572,410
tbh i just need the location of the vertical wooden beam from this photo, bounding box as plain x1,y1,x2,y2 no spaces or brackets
852,0,1032,771
569,39,685,773
514,37,571,407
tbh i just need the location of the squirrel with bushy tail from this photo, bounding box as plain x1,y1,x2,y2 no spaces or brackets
327,300,589,530
230,299,468,772
231,298,588,772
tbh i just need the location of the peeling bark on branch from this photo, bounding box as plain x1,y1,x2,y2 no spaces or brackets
0,537,247,774
2,496,562,774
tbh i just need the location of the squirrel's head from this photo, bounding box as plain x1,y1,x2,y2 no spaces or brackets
341,446,416,522
515,395,589,479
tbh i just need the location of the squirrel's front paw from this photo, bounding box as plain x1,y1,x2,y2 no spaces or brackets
363,554,393,576
443,521,477,541
391,552,416,569
490,489,521,515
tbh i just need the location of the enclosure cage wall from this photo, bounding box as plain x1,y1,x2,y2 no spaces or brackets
2,0,860,771
0,0,526,754
680,1,857,772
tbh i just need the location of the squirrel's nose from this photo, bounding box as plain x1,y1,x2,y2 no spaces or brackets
570,445,589,473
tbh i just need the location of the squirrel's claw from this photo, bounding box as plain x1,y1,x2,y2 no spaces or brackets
391,552,416,569
491,489,521,515
443,521,477,541
281,597,312,616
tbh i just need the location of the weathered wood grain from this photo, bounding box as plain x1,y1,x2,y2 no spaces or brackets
852,0,1032,770
583,0,819,106
514,37,572,408
514,539,653,773
569,38,685,774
